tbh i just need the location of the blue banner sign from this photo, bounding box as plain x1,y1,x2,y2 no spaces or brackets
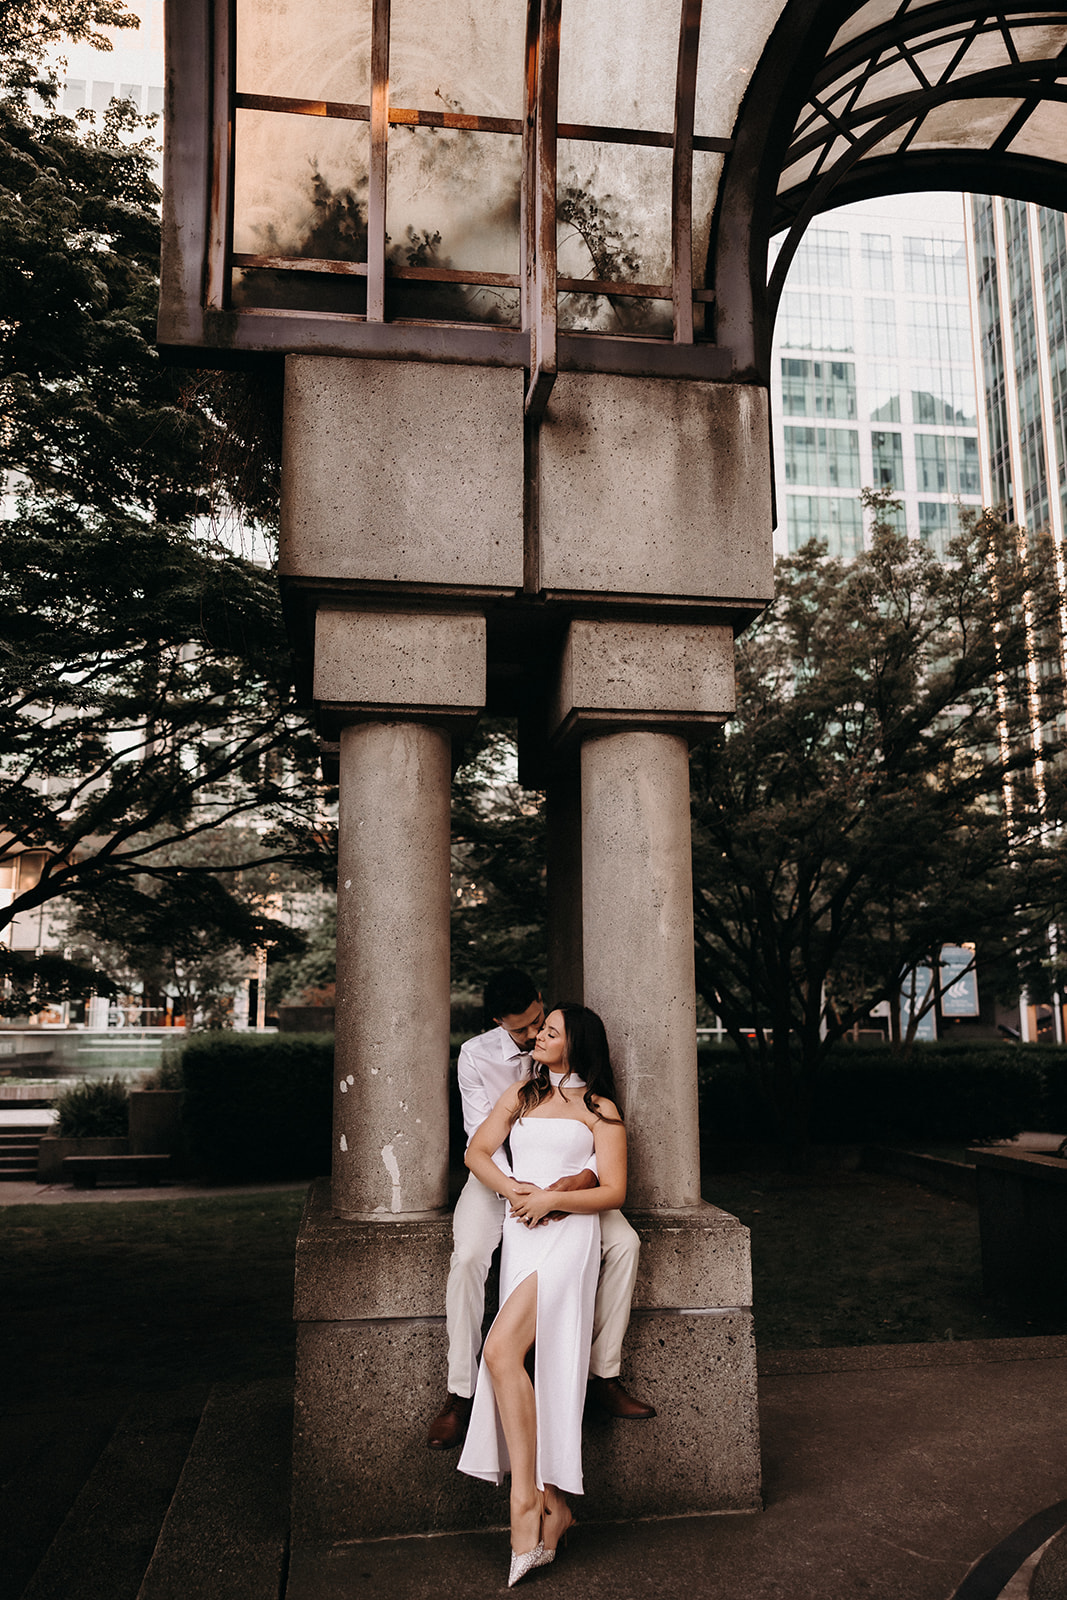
940,944,979,1017
900,965,937,1040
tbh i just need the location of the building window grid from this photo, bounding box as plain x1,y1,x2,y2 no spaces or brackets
785,493,864,558
782,425,861,488
780,357,857,419
774,208,987,558
790,229,852,289
871,429,904,489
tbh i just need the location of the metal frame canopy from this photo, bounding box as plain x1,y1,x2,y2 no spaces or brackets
159,0,733,407
714,0,1067,378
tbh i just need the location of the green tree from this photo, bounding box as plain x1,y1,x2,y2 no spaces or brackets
450,722,547,995
0,1,330,979
60,854,305,1027
691,498,1067,1161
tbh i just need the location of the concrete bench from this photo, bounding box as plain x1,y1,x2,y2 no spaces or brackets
62,1154,172,1189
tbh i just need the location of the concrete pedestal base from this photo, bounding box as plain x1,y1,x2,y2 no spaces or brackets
289,1181,761,1548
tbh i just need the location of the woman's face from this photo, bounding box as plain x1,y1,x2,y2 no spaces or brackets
531,1009,567,1070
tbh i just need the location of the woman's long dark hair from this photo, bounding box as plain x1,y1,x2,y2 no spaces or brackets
510,1003,623,1126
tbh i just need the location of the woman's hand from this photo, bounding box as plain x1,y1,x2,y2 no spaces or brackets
509,1183,552,1227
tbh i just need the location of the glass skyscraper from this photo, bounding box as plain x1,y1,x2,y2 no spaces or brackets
770,194,983,560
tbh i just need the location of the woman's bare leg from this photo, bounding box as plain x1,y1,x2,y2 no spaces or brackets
483,1272,541,1553
543,1484,574,1552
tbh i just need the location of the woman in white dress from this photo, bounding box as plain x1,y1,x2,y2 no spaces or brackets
457,1004,627,1586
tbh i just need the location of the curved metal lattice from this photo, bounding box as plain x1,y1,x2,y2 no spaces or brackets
769,2,1067,312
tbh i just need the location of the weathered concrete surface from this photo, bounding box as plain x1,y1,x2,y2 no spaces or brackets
293,1181,454,1321
539,376,773,603
333,722,452,1220
292,1183,751,1321
281,356,525,591
285,1345,1067,1600
579,730,702,1210
313,608,485,720
291,1308,757,1543
550,619,735,744
289,1186,757,1542
137,1380,292,1600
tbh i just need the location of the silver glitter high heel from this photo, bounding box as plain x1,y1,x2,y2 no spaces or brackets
508,1541,546,1587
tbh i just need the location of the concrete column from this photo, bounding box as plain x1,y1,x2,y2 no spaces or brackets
545,761,583,1004
580,728,702,1210
333,719,452,1220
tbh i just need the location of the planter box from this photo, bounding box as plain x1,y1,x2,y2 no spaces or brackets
972,1146,1067,1314
38,1135,130,1184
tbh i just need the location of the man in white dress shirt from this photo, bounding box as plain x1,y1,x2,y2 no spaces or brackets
427,967,655,1449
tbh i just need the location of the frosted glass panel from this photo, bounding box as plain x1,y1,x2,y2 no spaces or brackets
557,141,672,283
386,127,521,274
233,108,371,259
692,148,724,289
237,0,372,103
558,0,681,131
557,140,672,336
390,0,525,118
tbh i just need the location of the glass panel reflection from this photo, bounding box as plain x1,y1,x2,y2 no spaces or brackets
910,97,1022,149
237,0,372,104
389,0,524,119
386,126,521,276
558,0,680,132
557,142,672,288
233,108,371,261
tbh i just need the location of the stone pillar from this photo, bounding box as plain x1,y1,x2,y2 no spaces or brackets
313,605,485,1217
545,760,584,1003
333,719,451,1219
550,617,735,1200
580,728,701,1209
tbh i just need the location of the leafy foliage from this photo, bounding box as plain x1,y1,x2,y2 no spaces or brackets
53,1073,128,1137
0,4,332,1002
450,721,546,994
691,499,1067,1157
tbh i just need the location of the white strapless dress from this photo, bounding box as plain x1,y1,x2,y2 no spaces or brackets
457,1116,600,1496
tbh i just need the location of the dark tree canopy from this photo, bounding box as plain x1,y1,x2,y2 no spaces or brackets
0,2,329,1002
691,499,1067,1157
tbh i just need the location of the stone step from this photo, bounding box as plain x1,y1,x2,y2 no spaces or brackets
19,1386,210,1600
0,1133,46,1180
0,1399,122,1600
136,1379,292,1600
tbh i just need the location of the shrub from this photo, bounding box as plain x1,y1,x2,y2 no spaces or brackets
698,1041,1054,1147
179,1033,333,1181
54,1076,129,1138
140,1052,185,1091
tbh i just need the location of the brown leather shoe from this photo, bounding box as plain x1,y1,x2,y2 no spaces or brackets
586,1376,656,1419
427,1392,474,1449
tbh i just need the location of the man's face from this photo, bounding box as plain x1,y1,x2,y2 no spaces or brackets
495,997,545,1051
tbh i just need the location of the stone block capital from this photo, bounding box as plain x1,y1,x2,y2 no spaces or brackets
313,606,485,733
548,618,735,746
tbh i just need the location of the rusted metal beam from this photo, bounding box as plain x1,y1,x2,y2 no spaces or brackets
206,0,235,309
558,276,672,299
672,0,702,345
526,0,561,423
367,0,391,322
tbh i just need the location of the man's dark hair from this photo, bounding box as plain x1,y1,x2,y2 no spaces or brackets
484,968,539,1024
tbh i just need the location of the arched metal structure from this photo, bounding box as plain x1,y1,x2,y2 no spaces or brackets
714,0,1067,379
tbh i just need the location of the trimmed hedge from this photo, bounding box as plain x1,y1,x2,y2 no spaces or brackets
699,1041,1067,1146
179,1032,334,1181
176,1033,1067,1181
